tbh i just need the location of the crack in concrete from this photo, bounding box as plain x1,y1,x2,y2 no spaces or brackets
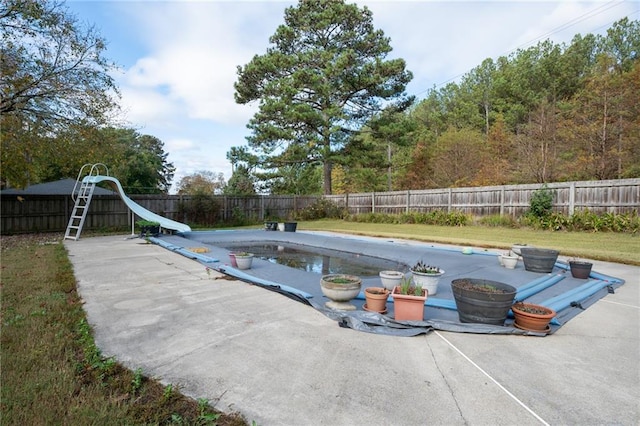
428,341,469,425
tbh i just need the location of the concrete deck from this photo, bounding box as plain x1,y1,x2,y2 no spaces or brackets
65,234,639,425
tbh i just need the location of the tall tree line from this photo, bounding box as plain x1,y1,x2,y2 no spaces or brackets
232,14,639,194
1,0,174,193
380,17,640,191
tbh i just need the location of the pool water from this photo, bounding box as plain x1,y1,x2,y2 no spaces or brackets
225,242,405,276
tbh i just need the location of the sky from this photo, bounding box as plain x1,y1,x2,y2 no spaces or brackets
65,0,639,193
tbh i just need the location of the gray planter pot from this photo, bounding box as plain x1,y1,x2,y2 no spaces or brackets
451,278,517,326
569,261,593,279
520,248,559,273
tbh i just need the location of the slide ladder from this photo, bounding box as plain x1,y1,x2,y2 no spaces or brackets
64,163,191,240
64,164,109,241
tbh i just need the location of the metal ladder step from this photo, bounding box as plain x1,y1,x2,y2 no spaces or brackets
64,180,97,240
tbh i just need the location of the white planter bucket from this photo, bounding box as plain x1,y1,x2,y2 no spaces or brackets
501,254,518,269
379,270,404,291
411,269,444,296
234,255,254,270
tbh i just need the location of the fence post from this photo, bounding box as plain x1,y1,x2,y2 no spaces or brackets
500,187,505,216
569,182,576,215
447,188,452,213
371,192,375,213
406,190,410,213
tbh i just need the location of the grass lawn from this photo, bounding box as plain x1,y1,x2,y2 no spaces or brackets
0,233,247,426
297,219,640,265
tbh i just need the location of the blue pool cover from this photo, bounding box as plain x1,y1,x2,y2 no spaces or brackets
152,230,625,337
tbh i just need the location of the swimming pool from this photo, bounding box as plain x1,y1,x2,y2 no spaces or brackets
154,229,625,336
224,242,406,276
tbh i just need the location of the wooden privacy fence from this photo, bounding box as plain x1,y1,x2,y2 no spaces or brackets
0,193,319,234
1,178,638,234
327,179,640,217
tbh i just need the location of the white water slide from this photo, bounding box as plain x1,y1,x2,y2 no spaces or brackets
89,175,191,232
65,164,190,240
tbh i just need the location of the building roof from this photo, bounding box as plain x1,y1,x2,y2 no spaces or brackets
1,178,116,195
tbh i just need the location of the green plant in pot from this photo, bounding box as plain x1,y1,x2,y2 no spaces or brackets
391,277,427,321
320,274,362,311
410,260,444,296
136,220,160,237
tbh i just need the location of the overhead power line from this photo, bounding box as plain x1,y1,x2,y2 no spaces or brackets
413,0,633,97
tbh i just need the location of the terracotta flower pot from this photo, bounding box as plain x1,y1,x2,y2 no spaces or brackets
512,302,556,333
364,287,389,313
391,286,427,321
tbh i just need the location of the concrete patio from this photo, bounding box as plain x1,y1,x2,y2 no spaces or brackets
65,234,639,425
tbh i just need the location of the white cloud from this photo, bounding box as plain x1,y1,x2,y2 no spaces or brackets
165,138,198,153
114,1,291,128
118,85,179,127
76,0,636,193
364,0,638,93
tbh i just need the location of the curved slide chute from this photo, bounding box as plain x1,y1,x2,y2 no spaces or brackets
86,175,191,233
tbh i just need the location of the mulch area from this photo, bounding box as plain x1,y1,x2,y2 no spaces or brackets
1,233,65,251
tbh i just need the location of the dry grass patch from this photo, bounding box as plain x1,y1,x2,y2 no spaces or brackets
1,234,247,425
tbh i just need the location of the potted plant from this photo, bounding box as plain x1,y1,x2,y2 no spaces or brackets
451,278,517,325
391,277,427,321
379,270,404,291
264,221,278,231
511,302,556,333
364,287,389,313
568,259,593,279
500,251,519,269
410,261,444,296
136,220,160,237
233,252,254,270
520,247,560,273
320,274,362,311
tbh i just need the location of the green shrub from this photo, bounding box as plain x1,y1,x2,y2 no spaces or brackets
177,194,220,226
521,209,639,233
295,198,347,221
345,210,470,227
529,184,555,218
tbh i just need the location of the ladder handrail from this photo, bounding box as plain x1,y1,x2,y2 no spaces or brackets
89,163,109,177
72,163,110,202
